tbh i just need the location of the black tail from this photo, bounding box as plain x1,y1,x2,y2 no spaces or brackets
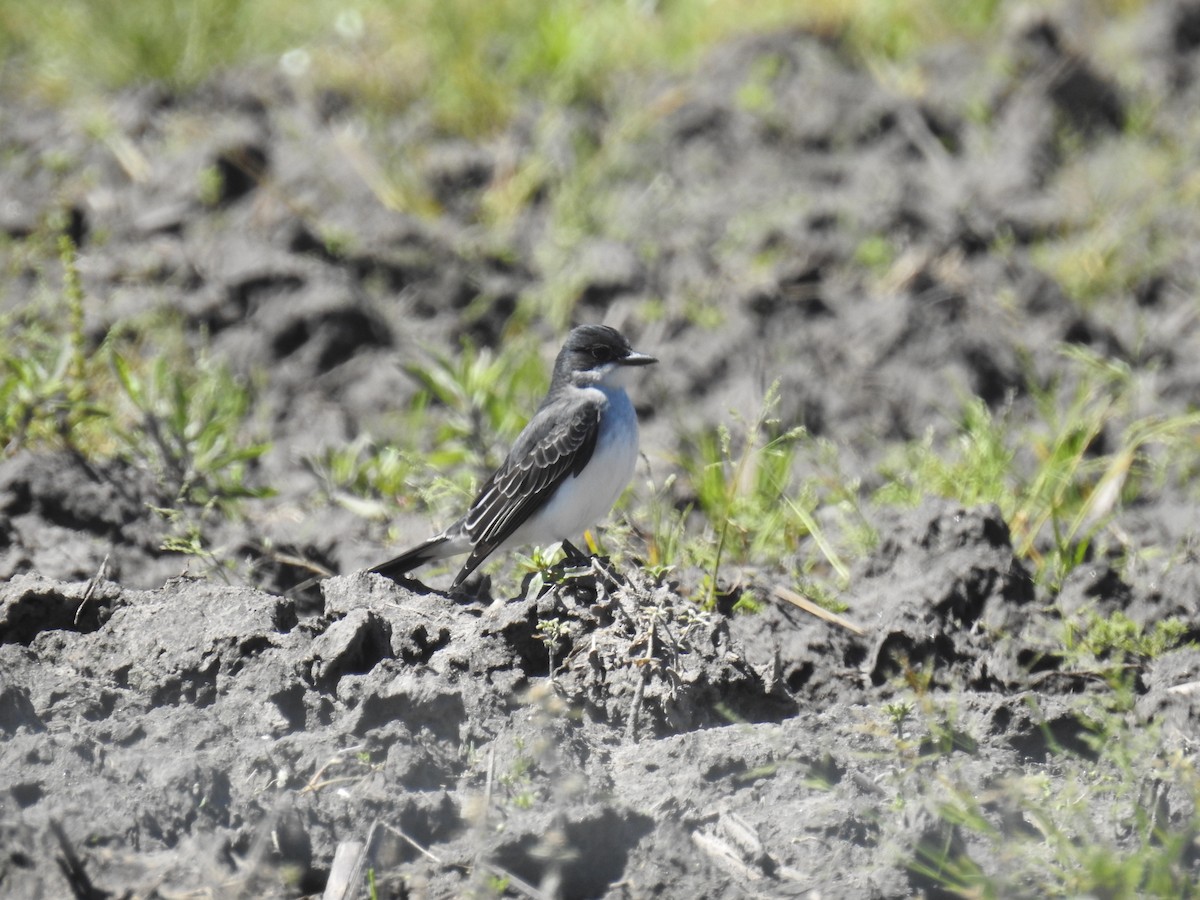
369,535,453,581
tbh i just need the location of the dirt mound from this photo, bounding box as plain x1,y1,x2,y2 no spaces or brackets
4,499,1194,896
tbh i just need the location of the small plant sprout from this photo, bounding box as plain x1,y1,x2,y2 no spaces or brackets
535,618,570,679
884,700,915,741
305,434,415,519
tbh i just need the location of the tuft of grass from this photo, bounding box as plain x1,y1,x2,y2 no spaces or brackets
906,706,1200,899
678,391,802,607
109,344,272,512
106,335,273,576
877,347,1200,587
0,0,312,97
671,382,853,606
305,435,417,523
876,395,1015,510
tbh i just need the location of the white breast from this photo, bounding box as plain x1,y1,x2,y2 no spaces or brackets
506,385,639,548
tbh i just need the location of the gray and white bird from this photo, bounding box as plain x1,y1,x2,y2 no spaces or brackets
370,324,657,588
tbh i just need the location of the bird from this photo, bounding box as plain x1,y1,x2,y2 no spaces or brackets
370,324,657,589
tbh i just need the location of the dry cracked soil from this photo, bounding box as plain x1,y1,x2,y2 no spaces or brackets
4,3,1200,898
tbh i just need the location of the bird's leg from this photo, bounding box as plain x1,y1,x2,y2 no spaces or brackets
560,539,591,565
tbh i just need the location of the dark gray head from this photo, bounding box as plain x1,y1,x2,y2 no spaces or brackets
553,324,656,389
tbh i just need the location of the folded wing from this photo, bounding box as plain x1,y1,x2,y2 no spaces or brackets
454,396,602,586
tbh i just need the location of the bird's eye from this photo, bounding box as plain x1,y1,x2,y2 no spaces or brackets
589,345,609,361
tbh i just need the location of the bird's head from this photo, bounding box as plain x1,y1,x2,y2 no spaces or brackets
556,324,657,389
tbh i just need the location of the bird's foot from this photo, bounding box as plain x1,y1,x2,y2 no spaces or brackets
559,539,592,566
560,539,624,587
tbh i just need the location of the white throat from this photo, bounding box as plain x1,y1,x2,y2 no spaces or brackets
572,360,639,390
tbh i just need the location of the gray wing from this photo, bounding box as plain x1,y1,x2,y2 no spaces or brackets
453,395,601,585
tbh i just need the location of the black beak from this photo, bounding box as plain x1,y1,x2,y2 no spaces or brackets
620,350,657,366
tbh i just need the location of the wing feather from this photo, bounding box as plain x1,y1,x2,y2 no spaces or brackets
453,396,601,584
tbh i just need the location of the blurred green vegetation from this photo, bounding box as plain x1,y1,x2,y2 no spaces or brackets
878,347,1200,589
905,699,1200,899
0,0,1019,132
311,333,549,507
1032,136,1199,309
0,238,270,565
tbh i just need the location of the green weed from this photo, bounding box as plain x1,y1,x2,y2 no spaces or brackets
877,347,1200,587
496,738,540,811
897,690,1200,899
105,338,273,574
306,435,416,520
514,543,592,600
0,237,106,455
674,382,851,606
1063,610,1192,663
110,346,271,512
884,700,915,741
